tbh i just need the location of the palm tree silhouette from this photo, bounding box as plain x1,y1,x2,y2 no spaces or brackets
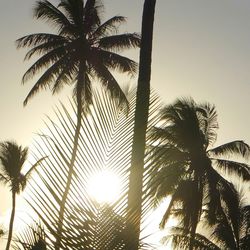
149,98,250,250
16,0,140,247
165,192,250,249
126,1,156,249
211,199,250,249
0,141,46,250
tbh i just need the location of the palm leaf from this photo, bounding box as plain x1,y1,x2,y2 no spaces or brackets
208,140,250,159
163,226,220,250
34,0,72,33
13,223,48,250
98,33,141,52
212,159,250,181
16,34,66,50
93,16,127,38
197,102,218,148
20,87,161,249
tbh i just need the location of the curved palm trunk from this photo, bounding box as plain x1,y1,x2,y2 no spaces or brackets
55,63,85,250
126,1,156,249
5,191,16,250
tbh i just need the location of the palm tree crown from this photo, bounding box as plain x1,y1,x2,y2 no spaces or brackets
0,141,45,250
149,98,250,249
17,0,140,108
0,141,28,194
17,2,140,248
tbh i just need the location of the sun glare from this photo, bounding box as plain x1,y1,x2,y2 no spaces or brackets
88,170,121,204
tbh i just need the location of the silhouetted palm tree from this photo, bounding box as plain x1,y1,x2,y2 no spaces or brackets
0,141,45,250
126,1,156,249
16,0,140,247
149,98,250,250
211,201,250,249
164,193,250,249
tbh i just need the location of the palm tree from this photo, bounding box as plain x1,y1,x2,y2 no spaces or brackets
16,0,140,247
164,192,250,249
0,141,46,250
126,1,156,249
149,98,250,250
206,189,250,250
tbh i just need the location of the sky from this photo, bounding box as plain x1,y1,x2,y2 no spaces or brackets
1,0,250,248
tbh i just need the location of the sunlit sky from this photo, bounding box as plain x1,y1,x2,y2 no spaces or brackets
1,0,250,248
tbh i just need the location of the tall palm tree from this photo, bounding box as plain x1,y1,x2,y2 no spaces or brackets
0,141,46,250
126,1,156,249
16,0,140,247
149,98,250,250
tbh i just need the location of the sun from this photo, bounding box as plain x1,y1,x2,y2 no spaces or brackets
88,170,121,204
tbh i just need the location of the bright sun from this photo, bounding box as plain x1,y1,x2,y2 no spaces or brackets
88,170,121,204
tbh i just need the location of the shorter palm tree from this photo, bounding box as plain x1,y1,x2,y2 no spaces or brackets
0,141,46,250
149,98,250,249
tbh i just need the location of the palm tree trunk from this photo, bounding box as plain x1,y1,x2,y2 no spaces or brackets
55,63,85,250
189,218,196,250
5,191,16,250
126,1,156,249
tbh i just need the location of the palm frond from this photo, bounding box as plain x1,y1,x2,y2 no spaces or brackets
23,40,68,61
240,234,250,249
163,227,220,250
24,157,48,180
52,60,78,95
21,45,68,85
212,159,250,181
21,87,161,249
197,102,218,148
83,0,104,32
148,162,184,206
34,0,72,34
241,205,250,233
16,33,66,50
13,223,48,250
98,33,141,52
93,16,127,38
59,0,85,35
0,173,9,184
89,61,129,109
208,140,250,159
217,175,240,246
91,48,138,76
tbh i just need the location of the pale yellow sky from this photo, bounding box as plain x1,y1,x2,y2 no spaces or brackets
1,0,250,145
1,0,250,248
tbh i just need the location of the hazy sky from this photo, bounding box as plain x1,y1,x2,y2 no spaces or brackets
1,0,250,247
